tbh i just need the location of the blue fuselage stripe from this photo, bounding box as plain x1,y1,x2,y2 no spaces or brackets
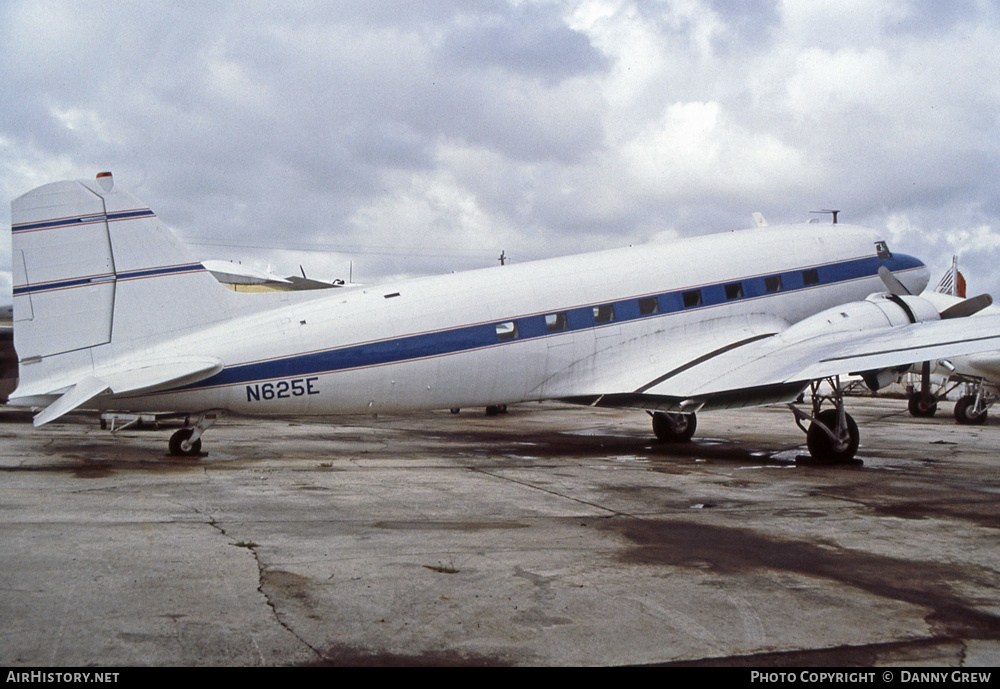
171,253,925,393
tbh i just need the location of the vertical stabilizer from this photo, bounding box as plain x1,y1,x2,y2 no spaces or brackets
11,173,244,403
12,180,116,358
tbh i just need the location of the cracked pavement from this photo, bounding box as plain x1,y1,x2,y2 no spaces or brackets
2,399,1000,666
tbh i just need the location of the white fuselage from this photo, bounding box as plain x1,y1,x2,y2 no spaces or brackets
96,223,927,417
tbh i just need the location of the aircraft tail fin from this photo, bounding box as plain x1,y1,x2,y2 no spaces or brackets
11,173,244,415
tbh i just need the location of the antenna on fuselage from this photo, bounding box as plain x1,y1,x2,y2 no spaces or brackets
499,250,507,266
810,209,840,224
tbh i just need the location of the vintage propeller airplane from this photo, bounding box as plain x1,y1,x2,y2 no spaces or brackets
9,173,1000,462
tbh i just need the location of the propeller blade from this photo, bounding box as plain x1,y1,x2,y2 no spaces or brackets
878,266,911,296
940,293,993,319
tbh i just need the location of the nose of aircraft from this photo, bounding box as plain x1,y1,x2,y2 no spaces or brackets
893,254,930,295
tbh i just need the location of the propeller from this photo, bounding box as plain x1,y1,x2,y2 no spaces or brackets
880,265,993,318
939,293,993,319
878,266,911,296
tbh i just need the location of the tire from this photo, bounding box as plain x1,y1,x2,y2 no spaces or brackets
806,409,859,463
652,412,697,443
169,428,202,456
954,395,987,425
907,392,937,418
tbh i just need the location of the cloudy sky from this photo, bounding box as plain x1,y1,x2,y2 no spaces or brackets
3,0,1000,300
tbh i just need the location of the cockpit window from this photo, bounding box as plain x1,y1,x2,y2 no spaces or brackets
875,241,892,260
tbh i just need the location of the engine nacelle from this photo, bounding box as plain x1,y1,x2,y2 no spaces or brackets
779,293,942,391
779,293,940,345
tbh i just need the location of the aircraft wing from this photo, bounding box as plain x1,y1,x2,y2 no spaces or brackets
631,313,1000,411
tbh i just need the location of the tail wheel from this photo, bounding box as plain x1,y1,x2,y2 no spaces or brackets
907,392,937,418
806,409,859,463
954,395,987,425
169,428,202,456
652,412,697,443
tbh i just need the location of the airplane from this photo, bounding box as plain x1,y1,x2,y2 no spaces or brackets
905,261,1000,424
202,260,346,292
9,172,1000,462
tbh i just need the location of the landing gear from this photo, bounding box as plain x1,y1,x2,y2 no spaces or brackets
908,361,938,417
948,375,997,425
907,391,937,418
790,377,860,463
485,404,508,416
169,428,202,456
168,412,219,457
954,394,988,425
805,409,859,463
651,411,697,443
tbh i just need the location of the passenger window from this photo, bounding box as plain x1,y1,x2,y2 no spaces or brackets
802,269,819,286
724,282,743,300
545,312,568,332
765,276,783,293
682,290,702,307
638,297,659,315
593,304,615,323
496,321,518,341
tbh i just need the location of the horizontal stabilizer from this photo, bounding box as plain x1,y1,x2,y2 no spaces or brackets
33,377,110,427
28,357,223,427
102,357,223,395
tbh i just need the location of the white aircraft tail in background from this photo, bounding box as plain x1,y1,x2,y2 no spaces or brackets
10,173,1000,462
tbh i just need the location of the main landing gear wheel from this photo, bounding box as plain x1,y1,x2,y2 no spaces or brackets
169,428,202,456
907,391,937,418
954,395,988,425
806,409,859,463
652,411,697,443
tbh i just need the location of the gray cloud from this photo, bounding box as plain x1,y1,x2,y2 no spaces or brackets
3,0,1000,297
